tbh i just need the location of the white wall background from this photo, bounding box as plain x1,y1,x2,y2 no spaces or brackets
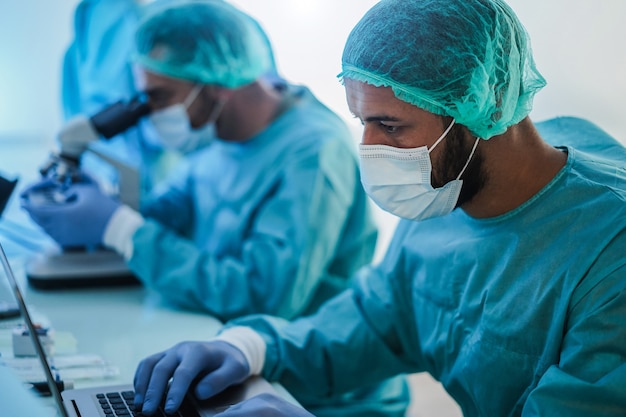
1,1,624,142
1,0,625,259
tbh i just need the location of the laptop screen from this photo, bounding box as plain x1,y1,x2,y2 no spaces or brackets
0,241,70,417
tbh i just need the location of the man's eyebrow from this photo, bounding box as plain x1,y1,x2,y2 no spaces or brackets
363,115,401,123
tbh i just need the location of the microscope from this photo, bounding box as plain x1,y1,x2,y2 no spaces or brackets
25,95,151,289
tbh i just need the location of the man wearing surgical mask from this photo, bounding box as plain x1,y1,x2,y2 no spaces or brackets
125,0,626,416
146,83,222,153
61,0,280,199
21,1,409,416
358,117,481,221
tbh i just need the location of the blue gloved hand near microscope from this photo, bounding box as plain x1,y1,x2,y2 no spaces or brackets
20,175,121,248
20,93,150,249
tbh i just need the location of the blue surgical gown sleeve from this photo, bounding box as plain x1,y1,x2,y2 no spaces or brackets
126,86,378,322
222,222,414,417
228,222,422,400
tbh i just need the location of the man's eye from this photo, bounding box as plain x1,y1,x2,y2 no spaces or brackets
145,91,172,108
380,123,399,133
152,96,170,107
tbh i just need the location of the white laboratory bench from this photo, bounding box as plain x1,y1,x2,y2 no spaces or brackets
19,284,223,386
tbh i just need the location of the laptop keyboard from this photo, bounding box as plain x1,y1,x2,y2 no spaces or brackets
96,390,201,417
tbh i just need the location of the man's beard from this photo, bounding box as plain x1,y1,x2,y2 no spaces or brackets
431,123,486,207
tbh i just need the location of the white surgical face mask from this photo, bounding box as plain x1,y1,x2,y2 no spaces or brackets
358,119,480,221
148,85,223,153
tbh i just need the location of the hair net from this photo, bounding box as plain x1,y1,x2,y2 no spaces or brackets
134,0,276,88
338,0,546,139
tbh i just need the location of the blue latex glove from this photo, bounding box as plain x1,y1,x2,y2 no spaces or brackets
216,393,314,416
19,178,120,248
133,341,250,416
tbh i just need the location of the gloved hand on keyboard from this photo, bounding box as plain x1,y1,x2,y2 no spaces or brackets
133,341,250,416
20,177,120,248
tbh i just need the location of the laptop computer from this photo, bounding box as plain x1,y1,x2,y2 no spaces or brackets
0,241,280,417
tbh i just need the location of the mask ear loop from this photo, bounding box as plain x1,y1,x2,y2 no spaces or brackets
183,84,204,109
195,85,227,127
456,137,480,180
206,98,226,125
428,119,456,153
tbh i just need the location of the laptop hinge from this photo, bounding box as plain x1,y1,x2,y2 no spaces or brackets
71,399,83,417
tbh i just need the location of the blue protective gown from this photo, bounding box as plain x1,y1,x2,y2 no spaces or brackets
131,84,378,321
229,117,626,416
62,0,182,198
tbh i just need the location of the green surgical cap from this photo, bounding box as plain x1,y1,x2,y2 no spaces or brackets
134,0,275,88
338,0,547,139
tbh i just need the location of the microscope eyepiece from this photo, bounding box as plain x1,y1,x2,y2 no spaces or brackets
89,94,151,139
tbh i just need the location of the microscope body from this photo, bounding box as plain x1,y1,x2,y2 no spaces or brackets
38,95,151,209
